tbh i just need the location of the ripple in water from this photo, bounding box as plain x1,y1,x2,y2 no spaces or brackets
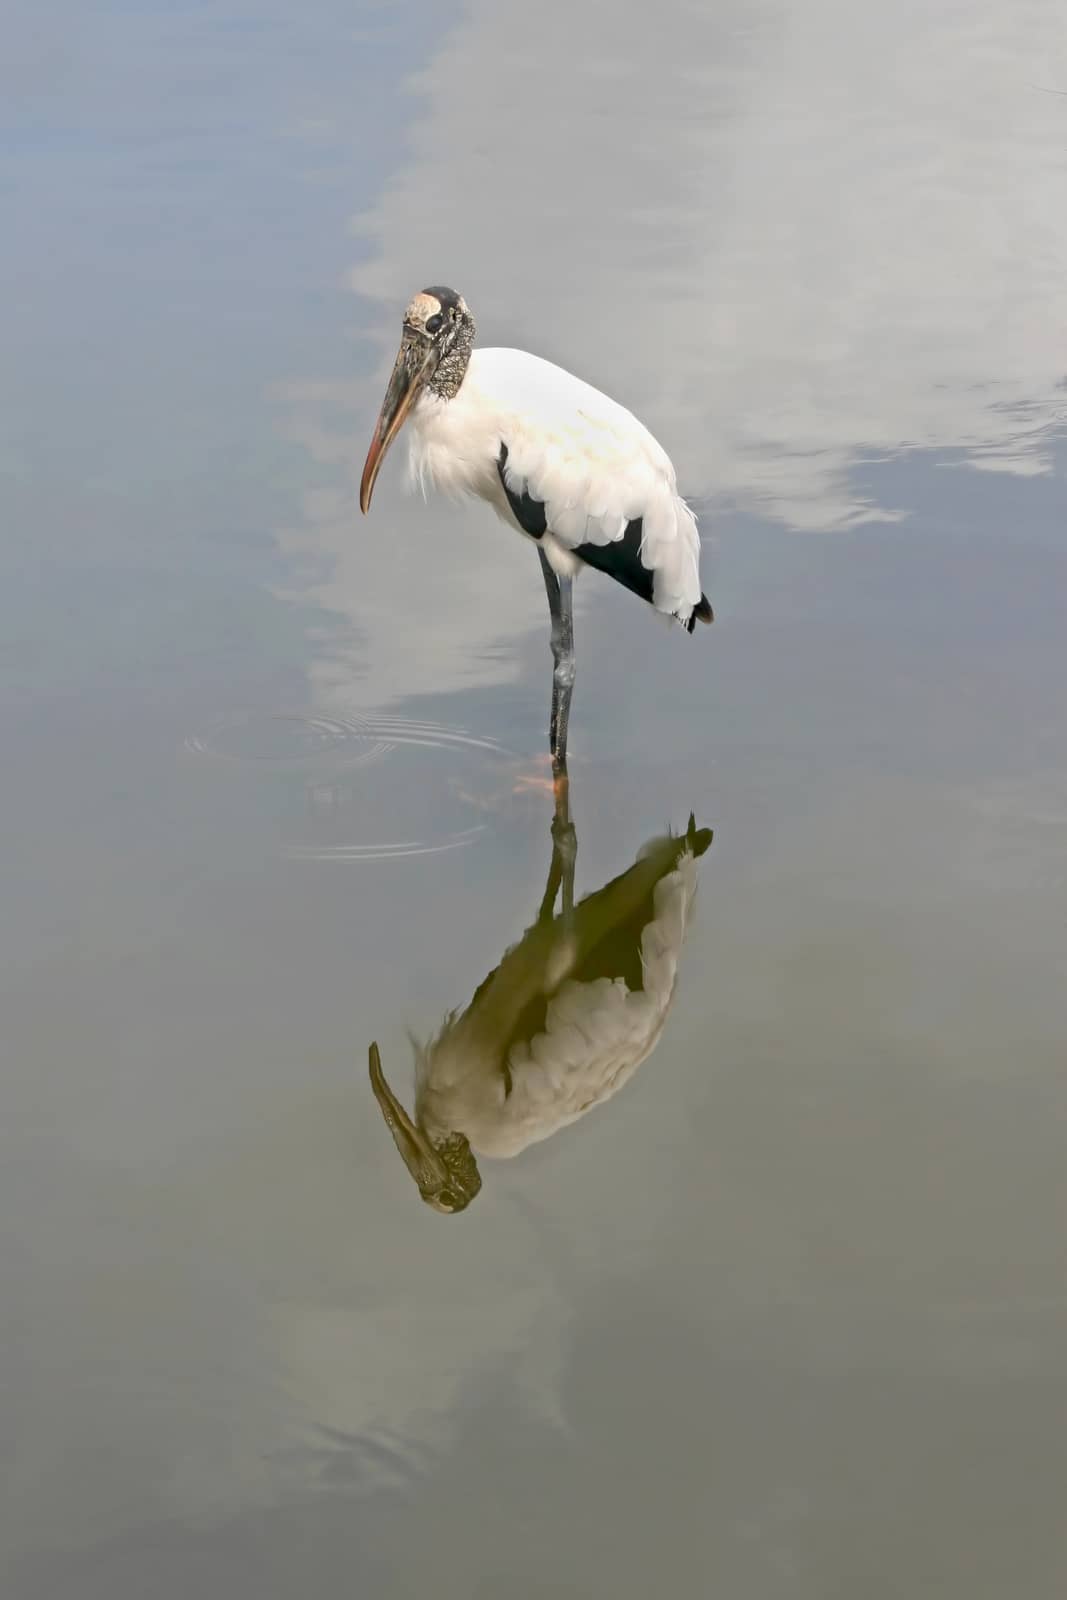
185,711,509,767
285,823,487,863
185,711,516,864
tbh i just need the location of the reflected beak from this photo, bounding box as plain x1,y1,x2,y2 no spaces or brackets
368,1042,451,1198
359,333,437,513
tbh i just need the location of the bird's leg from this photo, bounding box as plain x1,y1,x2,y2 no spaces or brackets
552,575,576,787
538,548,576,789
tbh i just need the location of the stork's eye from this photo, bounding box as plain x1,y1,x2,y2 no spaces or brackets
425,313,443,335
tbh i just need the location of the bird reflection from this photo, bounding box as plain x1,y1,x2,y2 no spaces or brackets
368,788,713,1212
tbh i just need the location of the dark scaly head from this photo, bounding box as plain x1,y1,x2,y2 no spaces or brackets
367,1042,482,1214
359,287,475,513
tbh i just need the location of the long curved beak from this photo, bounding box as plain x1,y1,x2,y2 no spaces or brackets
359,334,436,514
368,1042,450,1195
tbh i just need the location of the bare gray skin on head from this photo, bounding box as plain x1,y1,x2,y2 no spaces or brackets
358,285,477,516
403,289,476,400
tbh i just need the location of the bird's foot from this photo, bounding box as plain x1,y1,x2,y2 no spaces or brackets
447,755,567,818
511,752,566,798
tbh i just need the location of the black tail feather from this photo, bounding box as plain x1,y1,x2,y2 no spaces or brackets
567,512,714,634
686,594,714,632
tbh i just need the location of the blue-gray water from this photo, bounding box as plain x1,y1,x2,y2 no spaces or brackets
3,3,1067,1595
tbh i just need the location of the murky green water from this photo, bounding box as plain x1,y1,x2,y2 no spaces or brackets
3,3,1066,1595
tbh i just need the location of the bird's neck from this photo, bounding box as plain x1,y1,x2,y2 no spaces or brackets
428,322,475,401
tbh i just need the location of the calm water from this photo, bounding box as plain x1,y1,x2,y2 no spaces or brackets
3,2,1067,1594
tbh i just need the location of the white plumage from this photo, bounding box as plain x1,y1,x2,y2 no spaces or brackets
407,346,706,626
368,806,713,1211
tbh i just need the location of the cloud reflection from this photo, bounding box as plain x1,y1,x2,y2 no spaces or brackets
351,0,1067,530
282,0,1067,708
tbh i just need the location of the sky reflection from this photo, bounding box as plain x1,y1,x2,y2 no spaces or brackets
281,0,1067,710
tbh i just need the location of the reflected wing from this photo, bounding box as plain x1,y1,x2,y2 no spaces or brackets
468,837,705,1157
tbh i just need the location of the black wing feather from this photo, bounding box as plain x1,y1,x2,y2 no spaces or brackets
496,443,546,538
573,517,655,606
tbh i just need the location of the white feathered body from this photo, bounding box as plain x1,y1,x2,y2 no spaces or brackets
408,347,705,625
413,830,705,1159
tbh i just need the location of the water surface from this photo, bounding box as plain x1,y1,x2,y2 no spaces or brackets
3,2,1067,1595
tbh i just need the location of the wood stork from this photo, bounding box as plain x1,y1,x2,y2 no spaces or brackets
368,791,713,1213
359,287,713,786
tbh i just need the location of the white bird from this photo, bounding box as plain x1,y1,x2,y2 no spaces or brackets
368,795,713,1212
359,287,713,786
